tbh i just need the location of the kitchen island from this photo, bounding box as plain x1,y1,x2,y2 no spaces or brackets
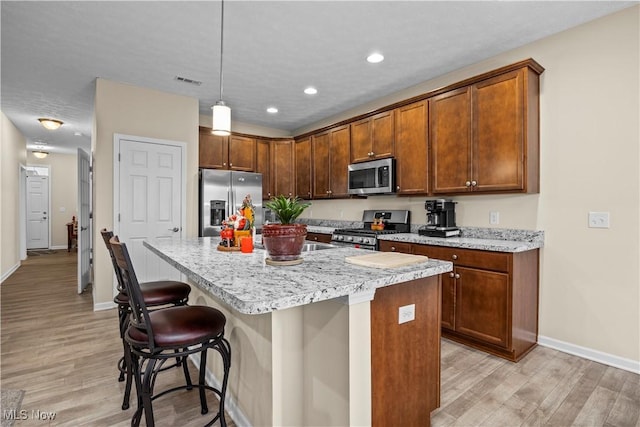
144,237,452,427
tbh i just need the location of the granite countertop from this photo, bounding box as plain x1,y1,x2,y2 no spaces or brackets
306,225,336,234
144,237,452,315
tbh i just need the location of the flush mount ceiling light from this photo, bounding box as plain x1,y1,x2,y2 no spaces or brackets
38,118,63,130
366,52,384,64
211,0,231,136
304,87,318,95
266,107,278,114
32,150,49,159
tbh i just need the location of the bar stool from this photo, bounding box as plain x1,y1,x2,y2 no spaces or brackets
110,236,231,427
100,229,191,410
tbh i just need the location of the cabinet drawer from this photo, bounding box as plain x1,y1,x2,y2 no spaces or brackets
306,232,332,243
412,245,510,272
379,241,412,253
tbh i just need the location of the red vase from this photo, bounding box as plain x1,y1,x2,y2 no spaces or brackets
262,223,307,261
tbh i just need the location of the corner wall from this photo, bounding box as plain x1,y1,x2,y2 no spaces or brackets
300,7,640,365
1,111,26,281
92,79,199,306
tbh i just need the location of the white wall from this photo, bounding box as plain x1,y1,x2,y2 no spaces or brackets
300,7,640,365
1,111,27,281
92,79,199,306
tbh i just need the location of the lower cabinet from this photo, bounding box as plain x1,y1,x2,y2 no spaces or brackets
306,232,332,243
379,240,539,362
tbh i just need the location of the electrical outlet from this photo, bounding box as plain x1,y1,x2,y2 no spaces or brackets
588,212,610,229
490,211,500,225
398,304,415,324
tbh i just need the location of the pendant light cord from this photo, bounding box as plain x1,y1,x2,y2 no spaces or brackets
219,0,225,101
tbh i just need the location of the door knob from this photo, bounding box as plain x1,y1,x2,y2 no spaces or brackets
81,226,88,231
169,227,180,232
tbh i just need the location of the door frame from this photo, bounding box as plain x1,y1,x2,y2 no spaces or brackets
24,164,52,250
112,133,187,292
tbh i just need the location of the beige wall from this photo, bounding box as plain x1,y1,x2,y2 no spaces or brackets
93,79,199,306
198,114,292,138
300,7,640,363
27,152,78,248
1,111,27,280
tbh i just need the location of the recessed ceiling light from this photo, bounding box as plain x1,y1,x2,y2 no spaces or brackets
74,132,82,136
266,107,278,114
304,87,318,95
367,52,384,64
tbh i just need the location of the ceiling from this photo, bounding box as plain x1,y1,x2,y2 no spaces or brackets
1,1,635,155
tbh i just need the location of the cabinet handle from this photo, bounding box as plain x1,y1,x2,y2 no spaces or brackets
465,181,471,187
223,162,227,166
471,180,477,187
455,273,460,279
449,272,455,278
288,192,292,196
230,163,233,167
391,246,396,252
452,254,458,260
396,185,400,190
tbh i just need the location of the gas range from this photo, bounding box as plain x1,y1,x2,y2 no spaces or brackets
331,210,410,251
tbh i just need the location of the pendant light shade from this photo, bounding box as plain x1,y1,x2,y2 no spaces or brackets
212,0,231,136
212,101,231,136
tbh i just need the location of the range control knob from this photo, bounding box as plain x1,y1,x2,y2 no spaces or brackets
356,237,363,243
346,236,353,242
335,235,344,241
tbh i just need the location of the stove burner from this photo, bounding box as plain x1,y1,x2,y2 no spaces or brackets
331,209,411,250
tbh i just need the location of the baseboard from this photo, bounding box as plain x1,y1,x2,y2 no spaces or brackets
93,301,117,311
538,335,640,375
50,245,67,250
189,353,252,427
1,262,21,284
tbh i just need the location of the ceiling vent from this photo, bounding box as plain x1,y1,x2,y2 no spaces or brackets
175,76,202,86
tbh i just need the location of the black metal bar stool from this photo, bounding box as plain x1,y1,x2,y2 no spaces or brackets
110,236,231,427
101,229,191,410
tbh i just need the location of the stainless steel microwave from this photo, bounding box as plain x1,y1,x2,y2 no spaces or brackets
348,158,396,195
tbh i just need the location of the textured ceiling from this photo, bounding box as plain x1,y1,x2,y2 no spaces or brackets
1,1,635,154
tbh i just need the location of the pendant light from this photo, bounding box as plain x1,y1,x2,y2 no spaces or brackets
212,0,231,136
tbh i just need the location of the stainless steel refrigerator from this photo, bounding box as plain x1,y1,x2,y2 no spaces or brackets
199,169,263,237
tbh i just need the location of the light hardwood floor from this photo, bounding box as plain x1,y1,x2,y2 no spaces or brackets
2,250,638,426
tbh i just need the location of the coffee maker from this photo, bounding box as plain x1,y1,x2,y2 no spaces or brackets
418,199,460,237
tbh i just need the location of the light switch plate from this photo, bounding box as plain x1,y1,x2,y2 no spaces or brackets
588,212,610,228
398,304,415,324
490,211,500,225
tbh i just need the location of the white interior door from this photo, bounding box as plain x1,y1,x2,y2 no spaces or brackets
77,148,91,294
115,136,184,284
26,174,49,249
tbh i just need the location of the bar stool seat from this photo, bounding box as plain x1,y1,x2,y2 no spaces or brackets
101,229,191,411
110,236,231,427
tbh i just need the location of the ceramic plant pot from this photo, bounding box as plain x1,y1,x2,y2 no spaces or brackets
261,223,307,261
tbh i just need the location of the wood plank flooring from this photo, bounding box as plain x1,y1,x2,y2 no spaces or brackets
2,250,638,426
1,250,235,427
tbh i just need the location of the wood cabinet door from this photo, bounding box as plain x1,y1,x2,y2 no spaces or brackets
199,127,228,169
370,110,394,160
228,135,256,171
472,69,524,192
271,139,294,198
412,244,455,330
350,117,372,163
312,132,331,199
430,87,472,194
350,111,394,163
306,232,332,243
295,137,312,199
255,140,271,199
455,266,510,349
394,101,429,195
328,125,351,198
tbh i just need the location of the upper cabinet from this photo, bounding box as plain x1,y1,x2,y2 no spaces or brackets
295,137,313,200
350,110,395,163
198,127,256,171
312,125,350,199
255,139,271,200
394,101,429,195
271,139,295,198
430,65,540,194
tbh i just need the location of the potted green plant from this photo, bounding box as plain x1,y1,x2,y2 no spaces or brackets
262,195,311,262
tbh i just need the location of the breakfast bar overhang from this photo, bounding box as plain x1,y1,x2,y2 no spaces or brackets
144,237,453,426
